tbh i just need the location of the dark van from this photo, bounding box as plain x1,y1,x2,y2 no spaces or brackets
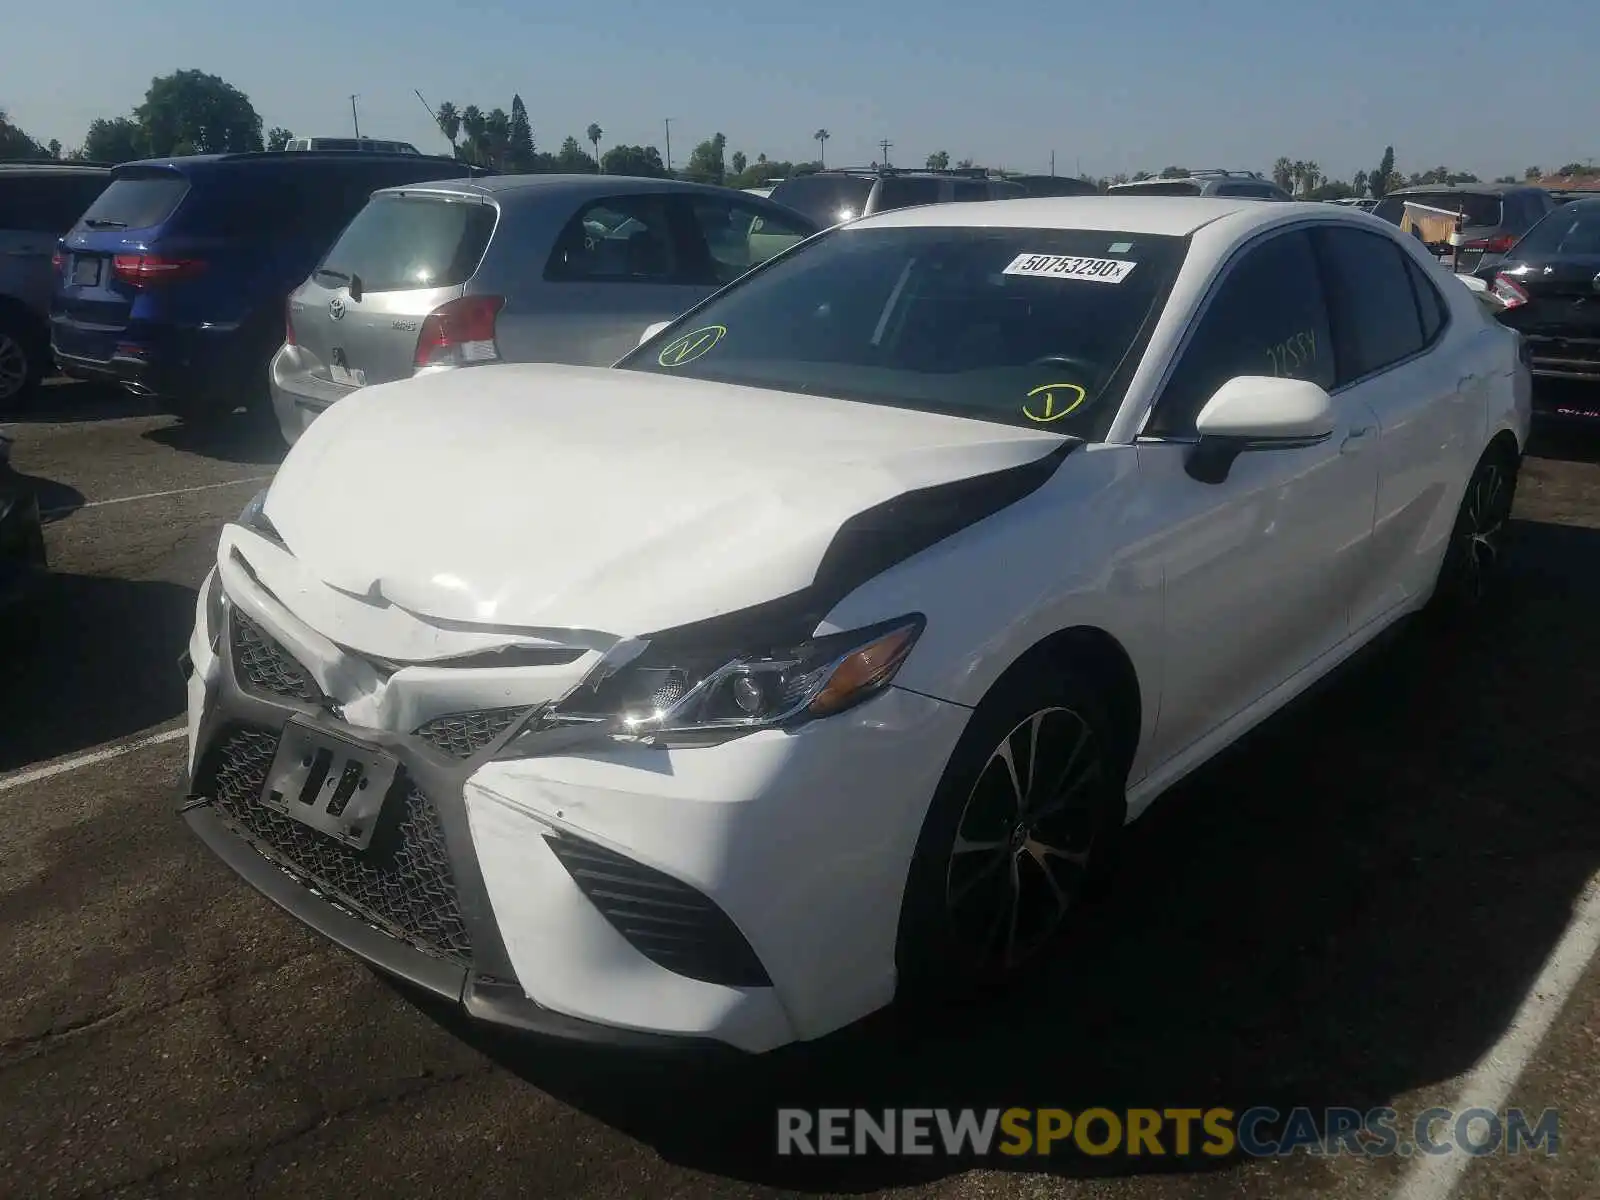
50,150,489,421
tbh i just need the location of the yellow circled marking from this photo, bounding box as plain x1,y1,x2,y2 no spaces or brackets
1022,381,1087,423
656,324,727,367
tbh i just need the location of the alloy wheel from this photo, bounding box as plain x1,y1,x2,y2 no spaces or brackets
1457,460,1512,601
943,706,1105,970
0,334,27,402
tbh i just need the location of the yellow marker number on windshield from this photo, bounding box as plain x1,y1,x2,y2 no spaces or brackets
657,324,727,367
1022,382,1087,423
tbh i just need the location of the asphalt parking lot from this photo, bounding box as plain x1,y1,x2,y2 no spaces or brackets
4,380,1600,1200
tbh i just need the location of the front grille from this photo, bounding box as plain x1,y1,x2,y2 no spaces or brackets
413,707,528,758
231,612,325,704
204,726,473,965
544,833,770,988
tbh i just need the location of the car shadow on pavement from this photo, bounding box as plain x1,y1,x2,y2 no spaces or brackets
2,381,158,425
0,572,194,772
143,416,286,468
411,514,1600,1191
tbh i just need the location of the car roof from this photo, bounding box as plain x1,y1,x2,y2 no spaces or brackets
1385,182,1538,196
114,150,471,176
849,195,1306,237
0,161,112,175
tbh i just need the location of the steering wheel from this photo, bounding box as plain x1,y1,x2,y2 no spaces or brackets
1029,354,1097,376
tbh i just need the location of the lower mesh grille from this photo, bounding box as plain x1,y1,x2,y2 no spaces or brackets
544,833,770,988
231,612,325,704
204,726,473,965
413,707,528,758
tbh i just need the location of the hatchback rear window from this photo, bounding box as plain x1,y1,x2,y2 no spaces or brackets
77,170,189,231
314,194,497,293
1512,206,1600,257
767,175,874,225
1373,191,1503,228
876,178,945,210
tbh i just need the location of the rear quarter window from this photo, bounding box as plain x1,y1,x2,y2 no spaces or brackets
77,170,189,231
315,194,497,292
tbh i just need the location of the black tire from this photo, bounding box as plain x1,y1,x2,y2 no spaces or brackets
1429,441,1519,615
0,317,47,411
895,666,1126,1002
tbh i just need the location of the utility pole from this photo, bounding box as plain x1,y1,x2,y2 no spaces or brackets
350,95,361,140
878,138,893,166
1050,150,1055,177
664,118,673,176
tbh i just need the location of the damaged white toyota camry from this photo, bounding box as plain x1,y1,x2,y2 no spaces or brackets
182,196,1530,1053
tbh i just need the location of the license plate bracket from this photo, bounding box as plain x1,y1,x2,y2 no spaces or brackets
327,348,366,387
260,718,400,851
72,256,101,287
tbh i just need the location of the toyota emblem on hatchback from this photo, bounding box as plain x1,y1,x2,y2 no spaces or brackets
329,297,345,321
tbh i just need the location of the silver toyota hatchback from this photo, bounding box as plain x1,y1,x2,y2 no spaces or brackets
270,174,819,444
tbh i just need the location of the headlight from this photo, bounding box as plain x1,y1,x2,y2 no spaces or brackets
203,569,227,651
506,614,925,753
237,488,269,528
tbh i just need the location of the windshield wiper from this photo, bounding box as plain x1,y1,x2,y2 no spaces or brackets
83,218,127,229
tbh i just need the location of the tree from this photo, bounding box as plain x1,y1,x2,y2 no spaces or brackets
1557,162,1588,177
81,116,148,164
730,150,747,177
601,144,667,178
46,139,61,159
1524,165,1543,181
265,127,294,151
926,150,950,170
684,132,727,185
956,157,975,169
553,135,596,172
1301,160,1321,193
435,101,461,150
482,108,511,170
460,105,487,164
1493,175,1517,184
586,123,603,169
0,109,48,159
814,128,830,168
135,69,262,155
1352,169,1369,198
1371,146,1395,200
1271,157,1294,191
508,96,535,172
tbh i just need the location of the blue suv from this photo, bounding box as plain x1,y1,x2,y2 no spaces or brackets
50,150,487,421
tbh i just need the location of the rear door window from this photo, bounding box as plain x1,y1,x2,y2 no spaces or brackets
314,194,496,292
1373,191,1503,228
1312,226,1426,383
1405,255,1448,345
76,169,189,231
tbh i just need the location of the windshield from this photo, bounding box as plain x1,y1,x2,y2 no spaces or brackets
316,194,497,292
767,175,874,225
1374,191,1503,228
617,224,1187,438
1510,206,1600,257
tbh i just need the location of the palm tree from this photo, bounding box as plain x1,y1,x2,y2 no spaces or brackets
435,101,461,151
1271,156,1294,192
1302,161,1321,194
814,128,830,168
587,123,603,170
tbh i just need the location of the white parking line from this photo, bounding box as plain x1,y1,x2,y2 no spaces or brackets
40,475,272,519
0,726,186,794
1389,873,1600,1200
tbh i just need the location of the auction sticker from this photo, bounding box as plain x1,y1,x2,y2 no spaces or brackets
1002,253,1136,283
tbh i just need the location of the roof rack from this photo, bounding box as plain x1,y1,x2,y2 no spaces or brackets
816,164,995,179
1183,168,1268,180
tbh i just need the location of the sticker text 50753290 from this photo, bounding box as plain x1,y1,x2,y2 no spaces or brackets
1002,254,1137,284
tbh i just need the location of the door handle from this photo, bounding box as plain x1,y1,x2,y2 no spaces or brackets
1340,424,1372,453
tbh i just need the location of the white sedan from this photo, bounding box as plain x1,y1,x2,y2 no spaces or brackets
182,196,1531,1053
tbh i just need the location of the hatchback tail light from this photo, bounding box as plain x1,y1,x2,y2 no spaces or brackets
1461,234,1518,255
1491,272,1530,310
414,295,504,369
51,244,64,273
112,254,207,286
284,297,296,346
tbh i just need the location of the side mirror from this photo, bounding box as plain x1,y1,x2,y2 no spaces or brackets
1185,376,1336,484
638,320,672,347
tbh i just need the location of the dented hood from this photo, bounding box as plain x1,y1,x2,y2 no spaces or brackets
263,363,1067,636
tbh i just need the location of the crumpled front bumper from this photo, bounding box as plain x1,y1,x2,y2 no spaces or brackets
181,535,970,1053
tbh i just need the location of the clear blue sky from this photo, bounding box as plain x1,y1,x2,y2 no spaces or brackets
5,0,1596,181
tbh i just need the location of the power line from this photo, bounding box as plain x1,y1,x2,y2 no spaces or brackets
878,138,893,166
